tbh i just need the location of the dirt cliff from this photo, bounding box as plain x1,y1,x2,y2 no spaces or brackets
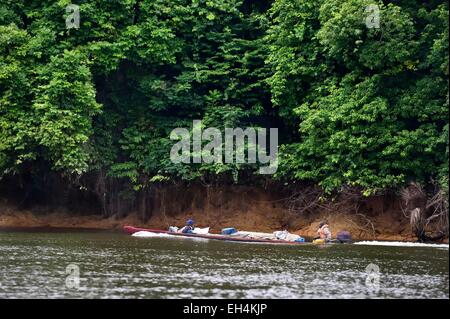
0,183,428,241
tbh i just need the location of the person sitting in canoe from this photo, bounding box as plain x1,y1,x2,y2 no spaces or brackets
316,220,332,242
179,219,195,234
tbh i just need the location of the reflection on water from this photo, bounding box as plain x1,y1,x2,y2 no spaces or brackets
0,231,448,298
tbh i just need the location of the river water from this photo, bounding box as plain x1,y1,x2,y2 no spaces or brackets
0,230,448,299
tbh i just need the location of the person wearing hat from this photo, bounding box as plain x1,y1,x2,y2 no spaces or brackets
179,219,195,234
316,220,332,242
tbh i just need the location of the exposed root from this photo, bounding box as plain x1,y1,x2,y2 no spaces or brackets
400,182,449,242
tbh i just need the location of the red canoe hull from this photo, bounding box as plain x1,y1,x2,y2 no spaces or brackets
123,225,306,245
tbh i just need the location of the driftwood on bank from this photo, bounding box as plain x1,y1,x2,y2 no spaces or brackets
400,182,449,242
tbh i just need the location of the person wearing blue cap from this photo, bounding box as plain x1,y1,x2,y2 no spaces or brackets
179,219,195,234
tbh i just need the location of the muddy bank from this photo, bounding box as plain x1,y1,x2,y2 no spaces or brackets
2,169,447,242
0,183,431,241
0,209,418,241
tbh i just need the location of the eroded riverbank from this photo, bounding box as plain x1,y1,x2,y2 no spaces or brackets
2,178,448,243
0,207,432,242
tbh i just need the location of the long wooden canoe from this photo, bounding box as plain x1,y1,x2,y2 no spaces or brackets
123,225,309,245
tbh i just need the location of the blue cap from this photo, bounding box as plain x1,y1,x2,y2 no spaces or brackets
186,219,195,226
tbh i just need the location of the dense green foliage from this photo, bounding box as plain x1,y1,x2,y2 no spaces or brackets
0,0,448,195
